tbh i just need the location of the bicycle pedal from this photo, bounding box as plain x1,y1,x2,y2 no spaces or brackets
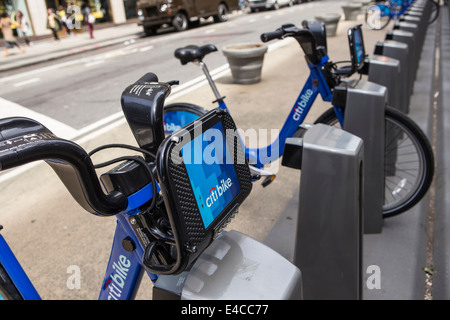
261,175,276,188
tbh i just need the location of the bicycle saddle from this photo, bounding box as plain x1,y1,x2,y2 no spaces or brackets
0,117,127,216
174,44,218,65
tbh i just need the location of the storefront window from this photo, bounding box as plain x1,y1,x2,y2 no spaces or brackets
45,0,111,23
123,0,137,19
0,0,33,39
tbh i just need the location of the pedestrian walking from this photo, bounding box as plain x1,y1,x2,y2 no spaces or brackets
65,1,78,34
47,8,61,41
1,12,25,57
57,5,71,37
82,4,95,39
15,11,33,46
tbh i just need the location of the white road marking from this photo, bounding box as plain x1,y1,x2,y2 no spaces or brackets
84,60,105,67
13,77,41,87
0,41,287,183
0,97,78,139
139,45,154,52
0,60,80,84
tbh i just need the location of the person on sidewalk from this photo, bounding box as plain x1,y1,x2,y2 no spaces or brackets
15,11,33,46
82,3,95,39
1,12,25,57
57,5,71,37
65,1,78,35
47,8,61,41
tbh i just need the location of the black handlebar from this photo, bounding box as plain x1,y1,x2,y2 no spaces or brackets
261,22,326,65
260,29,285,43
0,117,127,216
0,73,176,217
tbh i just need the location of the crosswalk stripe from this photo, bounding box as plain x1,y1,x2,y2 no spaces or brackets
0,97,78,139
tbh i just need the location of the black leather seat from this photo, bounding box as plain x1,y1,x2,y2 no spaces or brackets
174,44,218,65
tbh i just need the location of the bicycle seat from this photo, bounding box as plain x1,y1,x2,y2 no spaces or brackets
174,44,218,65
0,117,127,216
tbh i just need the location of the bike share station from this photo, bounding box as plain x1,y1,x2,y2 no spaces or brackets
0,0,438,301
261,0,435,300
373,0,433,114
276,23,390,299
147,22,393,300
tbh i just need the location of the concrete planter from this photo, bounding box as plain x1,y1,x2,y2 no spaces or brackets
315,13,341,37
342,2,363,20
359,0,371,13
222,43,268,84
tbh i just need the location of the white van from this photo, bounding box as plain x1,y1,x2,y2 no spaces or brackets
248,0,294,12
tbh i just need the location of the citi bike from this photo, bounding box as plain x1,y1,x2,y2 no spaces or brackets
0,74,301,300
163,22,435,218
365,0,440,30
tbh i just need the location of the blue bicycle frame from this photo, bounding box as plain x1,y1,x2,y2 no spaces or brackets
165,55,337,170
97,183,160,300
0,55,337,300
0,235,40,300
240,55,335,168
0,181,161,300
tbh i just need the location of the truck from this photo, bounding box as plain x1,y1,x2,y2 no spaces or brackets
136,0,241,35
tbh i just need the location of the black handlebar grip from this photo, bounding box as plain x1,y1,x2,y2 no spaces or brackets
261,29,284,42
0,117,128,216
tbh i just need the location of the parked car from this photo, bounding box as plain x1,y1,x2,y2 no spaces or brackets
137,0,240,35
248,0,294,12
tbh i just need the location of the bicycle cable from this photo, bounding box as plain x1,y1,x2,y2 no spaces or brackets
88,144,158,212
88,143,156,159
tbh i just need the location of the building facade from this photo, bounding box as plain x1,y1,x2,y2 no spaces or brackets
0,0,136,38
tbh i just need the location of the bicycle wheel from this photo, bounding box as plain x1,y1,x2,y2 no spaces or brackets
365,4,392,30
314,106,435,218
163,103,208,135
428,0,440,25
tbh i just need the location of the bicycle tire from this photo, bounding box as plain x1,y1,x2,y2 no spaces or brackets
428,0,440,25
314,106,435,218
163,102,208,134
365,4,392,30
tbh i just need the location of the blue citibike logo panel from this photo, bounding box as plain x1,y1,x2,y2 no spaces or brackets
181,121,241,228
164,110,200,133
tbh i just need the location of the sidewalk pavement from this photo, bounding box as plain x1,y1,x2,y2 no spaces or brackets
0,5,446,299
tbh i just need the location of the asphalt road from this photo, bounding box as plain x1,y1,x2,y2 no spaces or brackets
0,1,346,131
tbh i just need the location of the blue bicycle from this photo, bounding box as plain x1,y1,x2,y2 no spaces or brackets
365,0,440,30
0,74,302,300
163,22,434,218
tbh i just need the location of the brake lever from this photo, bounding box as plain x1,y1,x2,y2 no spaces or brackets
167,80,180,86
